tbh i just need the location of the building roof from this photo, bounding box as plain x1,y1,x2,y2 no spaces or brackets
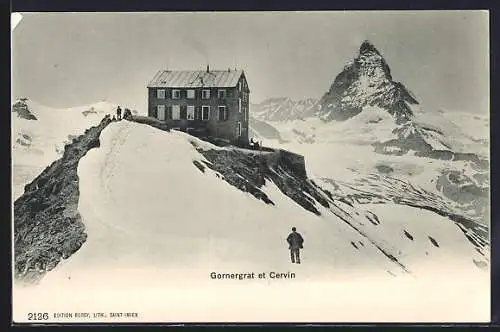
147,69,244,88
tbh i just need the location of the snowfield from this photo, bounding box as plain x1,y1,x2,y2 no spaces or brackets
11,100,119,199
13,120,489,323
255,106,489,226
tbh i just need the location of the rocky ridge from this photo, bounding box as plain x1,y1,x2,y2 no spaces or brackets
14,115,113,283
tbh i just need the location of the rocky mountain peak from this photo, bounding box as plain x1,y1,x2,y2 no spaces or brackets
316,41,418,123
359,40,380,56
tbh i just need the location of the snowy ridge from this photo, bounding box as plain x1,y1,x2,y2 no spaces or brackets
11,99,121,199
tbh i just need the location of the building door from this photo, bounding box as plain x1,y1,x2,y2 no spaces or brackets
157,105,166,121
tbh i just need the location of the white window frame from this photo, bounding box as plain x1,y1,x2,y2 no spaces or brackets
156,105,166,120
172,105,181,120
218,105,227,121
237,121,242,137
201,105,210,121
157,89,166,99
217,89,226,99
187,105,195,121
187,89,195,99
239,81,242,91
172,89,181,99
202,89,211,100
239,98,242,113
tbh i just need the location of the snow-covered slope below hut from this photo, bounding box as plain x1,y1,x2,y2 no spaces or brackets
13,120,489,323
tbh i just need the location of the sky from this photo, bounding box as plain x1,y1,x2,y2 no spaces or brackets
12,11,489,114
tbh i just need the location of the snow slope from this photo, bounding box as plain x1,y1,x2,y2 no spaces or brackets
256,105,489,225
13,120,489,323
11,100,119,199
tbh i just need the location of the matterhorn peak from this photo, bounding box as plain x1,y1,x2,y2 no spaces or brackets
316,41,418,123
359,40,381,56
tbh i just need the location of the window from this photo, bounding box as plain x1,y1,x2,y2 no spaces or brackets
172,105,180,120
218,106,227,121
157,89,166,99
187,105,195,120
202,89,211,99
187,90,195,99
157,105,166,120
172,89,181,99
239,98,242,113
180,106,187,120
239,81,242,91
236,122,242,137
202,106,210,120
217,89,226,99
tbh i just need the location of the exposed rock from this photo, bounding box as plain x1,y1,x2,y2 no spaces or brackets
16,133,32,147
428,236,440,248
194,147,327,215
14,115,112,284
82,106,98,117
404,230,414,241
12,99,37,120
375,164,394,174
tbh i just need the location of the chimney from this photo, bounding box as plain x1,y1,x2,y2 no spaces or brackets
206,65,210,73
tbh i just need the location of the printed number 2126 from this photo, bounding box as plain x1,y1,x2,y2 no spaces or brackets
27,313,49,320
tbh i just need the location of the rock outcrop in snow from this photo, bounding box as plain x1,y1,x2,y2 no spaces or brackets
12,98,37,120
317,40,418,123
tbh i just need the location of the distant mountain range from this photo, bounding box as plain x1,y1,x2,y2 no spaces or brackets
250,41,488,162
250,97,318,122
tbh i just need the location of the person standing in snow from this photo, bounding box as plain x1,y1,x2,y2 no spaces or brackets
116,106,122,120
286,227,304,264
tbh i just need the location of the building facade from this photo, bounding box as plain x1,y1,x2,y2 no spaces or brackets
147,67,250,146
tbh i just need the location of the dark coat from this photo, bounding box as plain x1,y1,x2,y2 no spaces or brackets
287,232,304,250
